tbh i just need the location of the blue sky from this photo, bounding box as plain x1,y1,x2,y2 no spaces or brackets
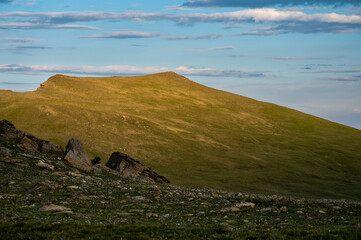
1,0,361,129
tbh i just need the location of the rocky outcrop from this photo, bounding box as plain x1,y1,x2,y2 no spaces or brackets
106,152,170,184
0,120,25,140
91,156,101,165
1,120,169,183
64,138,92,171
0,120,64,155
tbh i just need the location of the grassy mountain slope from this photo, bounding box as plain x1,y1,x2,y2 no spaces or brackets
1,72,361,200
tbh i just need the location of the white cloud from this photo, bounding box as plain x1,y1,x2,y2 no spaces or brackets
1,9,361,24
186,46,235,51
0,63,271,78
79,31,161,39
165,34,223,40
0,37,40,42
0,22,98,30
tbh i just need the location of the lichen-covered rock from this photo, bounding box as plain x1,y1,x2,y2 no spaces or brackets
0,120,64,155
21,136,40,152
105,152,169,184
0,120,25,140
64,138,92,171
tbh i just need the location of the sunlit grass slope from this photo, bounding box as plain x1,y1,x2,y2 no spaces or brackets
1,72,361,200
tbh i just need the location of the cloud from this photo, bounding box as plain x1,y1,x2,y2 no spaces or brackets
240,22,361,35
0,22,98,30
0,63,271,78
0,44,50,51
318,76,361,81
79,31,161,39
165,34,223,40
1,9,361,25
299,68,361,73
2,9,360,35
182,0,361,8
186,46,235,51
0,37,40,42
266,56,324,60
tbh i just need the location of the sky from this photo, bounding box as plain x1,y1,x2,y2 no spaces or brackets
0,0,361,129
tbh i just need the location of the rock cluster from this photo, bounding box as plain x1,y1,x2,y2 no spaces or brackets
1,120,169,184
0,120,64,155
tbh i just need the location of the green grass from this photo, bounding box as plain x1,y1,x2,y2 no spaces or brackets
1,72,361,200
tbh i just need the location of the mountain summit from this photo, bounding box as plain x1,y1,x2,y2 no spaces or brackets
1,73,360,200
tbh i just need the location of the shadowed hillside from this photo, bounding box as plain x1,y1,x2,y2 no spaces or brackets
1,72,361,200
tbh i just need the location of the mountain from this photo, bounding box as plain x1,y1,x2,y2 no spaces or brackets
1,72,360,200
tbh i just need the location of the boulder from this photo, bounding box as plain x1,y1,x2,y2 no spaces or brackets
105,152,170,184
64,138,92,171
0,120,25,140
91,156,101,165
39,140,64,155
21,136,40,152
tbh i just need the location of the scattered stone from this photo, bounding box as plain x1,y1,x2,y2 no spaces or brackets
0,147,11,156
21,136,40,152
36,160,54,171
40,204,71,212
105,152,170,184
230,207,240,212
67,185,80,190
319,210,326,214
235,202,255,208
91,156,101,165
34,181,60,190
197,211,205,216
130,209,144,213
127,196,149,202
67,171,84,177
260,208,274,212
162,214,170,218
146,213,159,217
296,211,304,214
280,206,288,212
64,138,92,171
0,156,22,164
243,220,249,223
78,194,90,200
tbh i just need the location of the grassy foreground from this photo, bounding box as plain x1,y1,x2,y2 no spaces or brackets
0,72,361,200
0,136,360,239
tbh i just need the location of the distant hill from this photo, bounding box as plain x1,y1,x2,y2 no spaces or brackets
1,72,360,200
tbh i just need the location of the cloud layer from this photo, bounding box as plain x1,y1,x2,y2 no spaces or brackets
1,9,361,25
79,31,161,39
1,9,360,35
182,0,361,8
0,64,270,78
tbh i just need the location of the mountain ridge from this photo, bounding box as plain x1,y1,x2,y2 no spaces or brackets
1,73,360,200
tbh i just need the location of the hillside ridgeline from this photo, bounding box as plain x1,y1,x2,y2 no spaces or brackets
0,72,361,199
